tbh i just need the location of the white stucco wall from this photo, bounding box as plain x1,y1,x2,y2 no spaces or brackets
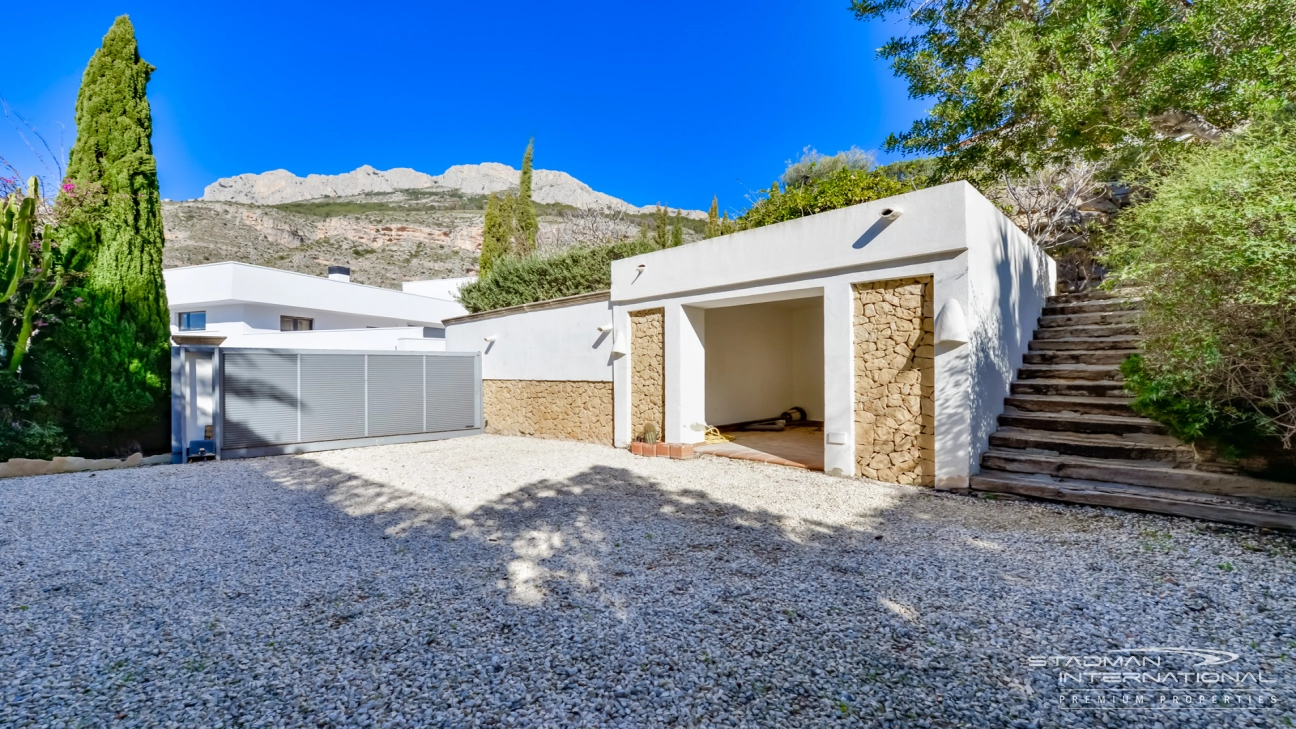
228,327,446,351
703,300,824,426
444,298,614,382
402,277,476,306
791,305,825,421
962,185,1056,472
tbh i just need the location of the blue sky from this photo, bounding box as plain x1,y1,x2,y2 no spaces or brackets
2,1,926,214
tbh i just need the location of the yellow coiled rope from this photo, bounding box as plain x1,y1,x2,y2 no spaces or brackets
703,426,733,444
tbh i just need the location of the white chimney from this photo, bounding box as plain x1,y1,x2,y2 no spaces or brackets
327,265,351,283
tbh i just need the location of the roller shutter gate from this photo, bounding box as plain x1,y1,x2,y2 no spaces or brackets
217,350,481,457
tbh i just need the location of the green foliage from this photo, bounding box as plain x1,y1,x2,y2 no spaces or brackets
0,370,72,461
705,196,720,239
1119,356,1272,457
0,181,87,373
479,192,514,277
653,205,670,248
740,167,908,230
1104,107,1296,450
875,158,941,190
670,209,683,248
780,147,874,187
515,138,538,255
852,0,1296,180
34,15,170,446
458,237,661,313
0,179,82,460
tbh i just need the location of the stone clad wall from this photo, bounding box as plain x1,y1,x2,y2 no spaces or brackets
630,308,666,441
483,380,613,445
853,277,936,486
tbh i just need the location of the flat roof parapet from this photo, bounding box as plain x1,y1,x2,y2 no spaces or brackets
442,290,611,326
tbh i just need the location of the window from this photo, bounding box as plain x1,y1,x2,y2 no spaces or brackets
179,311,206,331
280,316,313,332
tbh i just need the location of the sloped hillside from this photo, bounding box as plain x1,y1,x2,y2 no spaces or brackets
162,188,702,290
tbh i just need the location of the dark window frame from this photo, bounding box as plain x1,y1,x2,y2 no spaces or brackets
280,315,314,332
179,311,207,331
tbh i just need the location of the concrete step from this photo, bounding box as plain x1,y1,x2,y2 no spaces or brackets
1042,298,1142,316
1039,310,1140,328
998,410,1168,436
1023,349,1137,366
1048,291,1123,304
1017,364,1123,382
1029,336,1144,352
988,427,1190,463
1034,323,1140,340
1011,379,1128,397
1005,394,1136,416
970,471,1296,531
979,449,1296,501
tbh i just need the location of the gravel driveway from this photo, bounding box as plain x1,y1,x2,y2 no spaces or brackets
2,434,1293,728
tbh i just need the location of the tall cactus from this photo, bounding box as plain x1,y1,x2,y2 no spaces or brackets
0,178,80,373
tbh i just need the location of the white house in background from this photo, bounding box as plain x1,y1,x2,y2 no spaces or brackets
164,262,471,351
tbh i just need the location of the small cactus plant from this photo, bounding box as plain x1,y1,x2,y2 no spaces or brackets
0,178,83,373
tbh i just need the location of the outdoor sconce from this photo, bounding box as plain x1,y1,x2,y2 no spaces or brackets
934,300,969,346
880,207,903,221
611,327,629,356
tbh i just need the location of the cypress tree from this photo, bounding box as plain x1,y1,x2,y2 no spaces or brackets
514,138,538,255
670,209,683,248
34,16,170,449
704,196,720,239
653,205,669,249
480,192,515,276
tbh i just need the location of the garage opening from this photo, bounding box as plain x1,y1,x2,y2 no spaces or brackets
697,295,825,470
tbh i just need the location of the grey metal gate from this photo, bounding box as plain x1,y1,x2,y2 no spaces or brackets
217,349,482,458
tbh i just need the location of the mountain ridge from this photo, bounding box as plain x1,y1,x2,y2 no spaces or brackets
203,163,707,219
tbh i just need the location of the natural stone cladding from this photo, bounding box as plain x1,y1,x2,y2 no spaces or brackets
853,277,936,486
630,308,666,441
483,380,613,445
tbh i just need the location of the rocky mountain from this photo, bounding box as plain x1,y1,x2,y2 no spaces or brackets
162,199,484,289
203,163,707,219
163,182,704,289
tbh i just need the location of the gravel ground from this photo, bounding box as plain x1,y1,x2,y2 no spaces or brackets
1,434,1293,728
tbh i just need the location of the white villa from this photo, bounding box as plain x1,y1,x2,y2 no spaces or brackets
164,262,471,351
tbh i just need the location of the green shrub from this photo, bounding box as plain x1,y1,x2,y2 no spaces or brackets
0,370,72,461
458,237,661,313
1105,107,1296,451
740,167,908,230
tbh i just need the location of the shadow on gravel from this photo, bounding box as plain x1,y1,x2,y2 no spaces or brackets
252,457,889,607
212,451,1295,727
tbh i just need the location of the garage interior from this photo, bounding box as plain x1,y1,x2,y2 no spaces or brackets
697,295,825,470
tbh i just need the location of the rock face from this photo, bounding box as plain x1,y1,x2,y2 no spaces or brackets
162,201,482,289
204,163,706,219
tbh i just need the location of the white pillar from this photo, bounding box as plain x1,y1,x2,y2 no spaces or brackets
665,303,707,444
933,340,972,488
822,281,856,476
611,305,633,448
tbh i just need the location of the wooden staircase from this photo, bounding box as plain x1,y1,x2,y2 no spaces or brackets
971,290,1296,530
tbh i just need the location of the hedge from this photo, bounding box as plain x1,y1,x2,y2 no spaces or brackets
457,238,661,313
